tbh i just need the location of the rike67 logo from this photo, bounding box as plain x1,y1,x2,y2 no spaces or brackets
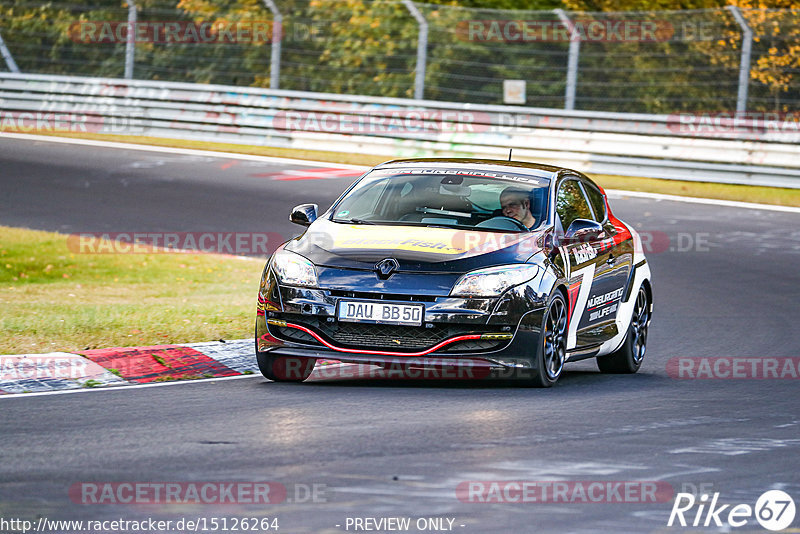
668,490,795,531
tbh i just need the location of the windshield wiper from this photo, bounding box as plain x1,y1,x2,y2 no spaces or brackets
347,218,377,225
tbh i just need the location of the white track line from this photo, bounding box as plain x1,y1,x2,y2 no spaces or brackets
0,363,353,399
0,373,262,400
606,189,800,214
0,132,369,170
2,133,797,213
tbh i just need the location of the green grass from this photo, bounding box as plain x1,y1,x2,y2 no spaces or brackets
0,226,263,355
5,129,800,207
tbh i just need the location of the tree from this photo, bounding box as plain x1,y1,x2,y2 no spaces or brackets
716,0,799,111
563,0,799,112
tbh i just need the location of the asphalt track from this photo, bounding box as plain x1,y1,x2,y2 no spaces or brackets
1,136,799,533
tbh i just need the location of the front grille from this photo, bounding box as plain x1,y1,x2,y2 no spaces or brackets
326,289,437,303
271,315,505,353
320,321,447,350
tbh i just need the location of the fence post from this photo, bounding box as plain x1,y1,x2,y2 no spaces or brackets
726,6,752,114
262,0,282,90
0,29,20,73
402,0,427,100
554,9,580,110
124,0,137,79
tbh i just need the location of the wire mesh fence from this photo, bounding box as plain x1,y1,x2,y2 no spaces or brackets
0,0,798,113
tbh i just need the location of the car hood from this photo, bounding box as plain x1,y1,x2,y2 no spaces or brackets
284,218,546,273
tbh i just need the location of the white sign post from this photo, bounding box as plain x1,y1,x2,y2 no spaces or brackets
503,80,526,105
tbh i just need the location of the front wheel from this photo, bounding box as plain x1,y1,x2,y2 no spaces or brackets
521,292,567,388
256,350,316,382
597,285,650,374
255,323,316,382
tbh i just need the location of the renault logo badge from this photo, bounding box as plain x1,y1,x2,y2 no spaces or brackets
375,258,399,280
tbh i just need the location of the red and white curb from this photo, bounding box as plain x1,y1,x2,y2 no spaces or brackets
0,339,260,395
0,340,348,395
0,352,127,394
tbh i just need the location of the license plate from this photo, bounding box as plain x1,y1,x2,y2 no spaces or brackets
337,300,424,326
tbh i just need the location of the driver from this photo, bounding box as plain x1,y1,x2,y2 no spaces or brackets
500,187,536,229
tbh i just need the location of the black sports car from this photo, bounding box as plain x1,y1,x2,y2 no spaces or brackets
255,159,652,386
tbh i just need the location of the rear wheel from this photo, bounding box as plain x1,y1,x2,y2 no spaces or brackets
597,285,650,374
522,292,567,388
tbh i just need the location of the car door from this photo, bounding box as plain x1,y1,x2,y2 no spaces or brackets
576,179,631,344
555,178,604,351
555,178,624,350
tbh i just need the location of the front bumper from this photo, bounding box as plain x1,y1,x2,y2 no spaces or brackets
256,270,550,368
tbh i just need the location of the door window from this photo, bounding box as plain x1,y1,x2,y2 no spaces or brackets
582,183,606,222
556,179,594,231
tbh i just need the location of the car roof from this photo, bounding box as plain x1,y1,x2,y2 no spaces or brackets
374,158,562,180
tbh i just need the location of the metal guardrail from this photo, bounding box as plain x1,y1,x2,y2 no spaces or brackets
1,73,798,189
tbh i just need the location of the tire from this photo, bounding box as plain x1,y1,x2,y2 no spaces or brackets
597,285,650,374
521,292,567,388
254,328,316,382
256,351,316,382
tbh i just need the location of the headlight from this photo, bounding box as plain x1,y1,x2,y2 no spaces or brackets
271,249,318,288
450,265,539,297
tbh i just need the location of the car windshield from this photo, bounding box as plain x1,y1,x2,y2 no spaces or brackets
331,168,550,232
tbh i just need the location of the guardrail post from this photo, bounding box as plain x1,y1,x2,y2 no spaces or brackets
124,0,137,79
402,0,428,100
262,0,282,89
554,9,580,111
0,29,20,73
726,6,752,114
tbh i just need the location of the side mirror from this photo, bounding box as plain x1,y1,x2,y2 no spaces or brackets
564,219,603,243
289,204,318,227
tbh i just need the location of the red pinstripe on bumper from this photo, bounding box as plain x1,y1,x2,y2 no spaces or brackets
274,320,486,357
